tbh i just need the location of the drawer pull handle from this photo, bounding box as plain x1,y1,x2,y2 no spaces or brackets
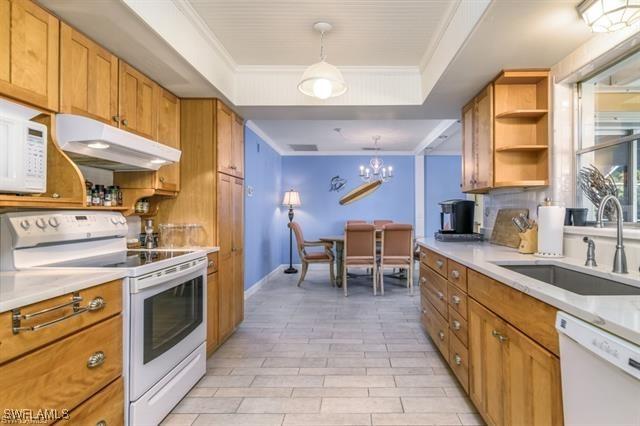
454,354,462,365
96,421,107,426
121,118,128,126
436,260,444,269
436,291,444,300
451,295,461,305
438,330,445,341
208,260,214,268
420,277,427,284
112,115,120,123
422,309,426,314
451,270,460,279
452,320,461,331
492,329,509,343
20,294,83,320
420,252,426,258
12,295,106,334
159,176,166,183
87,351,106,369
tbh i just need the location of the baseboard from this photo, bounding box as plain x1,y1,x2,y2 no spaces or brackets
244,265,283,299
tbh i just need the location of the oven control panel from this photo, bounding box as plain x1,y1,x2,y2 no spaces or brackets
2,211,128,249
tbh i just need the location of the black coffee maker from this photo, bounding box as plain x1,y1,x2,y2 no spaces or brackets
439,199,475,234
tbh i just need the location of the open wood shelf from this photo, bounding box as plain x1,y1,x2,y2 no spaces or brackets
493,180,548,188
494,70,549,85
495,145,548,152
495,109,547,119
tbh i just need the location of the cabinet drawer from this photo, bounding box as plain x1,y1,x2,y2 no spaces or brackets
419,247,429,266
0,315,123,417
0,279,123,364
448,283,468,320
56,377,124,426
426,249,448,277
207,252,219,274
424,267,448,319
449,334,469,393
449,309,468,347
468,270,559,356
447,260,467,291
423,300,449,360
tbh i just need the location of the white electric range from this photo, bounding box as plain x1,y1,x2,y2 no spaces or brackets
0,210,208,426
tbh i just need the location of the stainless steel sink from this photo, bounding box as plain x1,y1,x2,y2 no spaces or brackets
498,264,640,296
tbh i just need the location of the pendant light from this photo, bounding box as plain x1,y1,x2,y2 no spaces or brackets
578,0,640,32
298,22,348,100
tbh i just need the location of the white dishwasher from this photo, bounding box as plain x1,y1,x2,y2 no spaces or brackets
556,312,640,426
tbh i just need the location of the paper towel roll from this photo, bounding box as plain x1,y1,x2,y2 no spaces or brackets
536,205,566,257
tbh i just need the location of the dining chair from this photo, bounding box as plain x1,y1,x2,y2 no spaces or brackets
346,220,367,225
343,223,377,296
373,220,393,227
289,222,335,287
378,223,414,295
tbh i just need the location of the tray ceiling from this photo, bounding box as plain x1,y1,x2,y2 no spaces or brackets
187,0,457,66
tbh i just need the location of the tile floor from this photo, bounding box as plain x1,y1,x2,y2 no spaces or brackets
162,267,484,426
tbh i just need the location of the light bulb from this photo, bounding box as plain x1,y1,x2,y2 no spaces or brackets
312,78,333,99
88,142,109,149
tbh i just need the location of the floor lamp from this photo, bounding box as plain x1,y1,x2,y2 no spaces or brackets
282,189,301,274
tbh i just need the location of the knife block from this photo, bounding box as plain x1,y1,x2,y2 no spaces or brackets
518,225,538,254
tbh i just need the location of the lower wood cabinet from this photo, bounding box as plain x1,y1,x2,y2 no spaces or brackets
420,246,563,426
56,377,124,426
207,270,219,356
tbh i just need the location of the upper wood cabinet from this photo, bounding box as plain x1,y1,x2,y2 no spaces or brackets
217,100,244,178
461,69,550,194
461,84,493,194
0,0,59,111
118,61,158,140
60,23,118,124
156,88,180,191
468,299,562,426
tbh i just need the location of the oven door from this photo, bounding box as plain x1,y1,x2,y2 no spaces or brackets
129,259,206,401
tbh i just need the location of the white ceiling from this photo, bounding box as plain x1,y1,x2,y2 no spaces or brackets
187,0,456,66
425,121,461,155
251,120,443,152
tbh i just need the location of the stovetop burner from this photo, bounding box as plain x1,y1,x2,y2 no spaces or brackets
42,250,196,268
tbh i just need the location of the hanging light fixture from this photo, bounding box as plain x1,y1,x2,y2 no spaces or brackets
298,22,348,100
577,0,640,32
359,136,393,183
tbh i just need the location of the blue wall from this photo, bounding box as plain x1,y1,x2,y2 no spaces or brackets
243,128,283,289
424,155,465,237
281,155,415,263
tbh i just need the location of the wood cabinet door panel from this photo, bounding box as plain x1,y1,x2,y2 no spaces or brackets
218,255,234,342
474,85,494,190
503,323,563,426
217,173,233,256
0,0,58,111
468,299,506,426
217,101,233,175
231,114,244,178
232,178,244,251
156,88,180,191
233,250,244,327
118,61,158,140
207,272,219,356
57,377,124,426
60,23,118,124
462,102,475,192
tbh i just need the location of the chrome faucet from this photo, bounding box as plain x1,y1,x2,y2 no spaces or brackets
595,195,627,274
582,237,597,267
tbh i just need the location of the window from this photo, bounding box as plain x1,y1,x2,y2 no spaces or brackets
578,50,640,223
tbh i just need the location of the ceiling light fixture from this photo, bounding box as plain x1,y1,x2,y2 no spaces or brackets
359,136,393,183
578,0,640,32
298,22,347,100
87,142,109,149
150,159,168,164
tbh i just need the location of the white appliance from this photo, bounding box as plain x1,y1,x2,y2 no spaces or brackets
0,211,207,426
556,312,640,426
536,204,566,257
0,114,47,194
56,114,181,171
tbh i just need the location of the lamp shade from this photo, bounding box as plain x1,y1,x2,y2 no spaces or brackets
578,0,640,32
298,61,348,100
282,190,301,207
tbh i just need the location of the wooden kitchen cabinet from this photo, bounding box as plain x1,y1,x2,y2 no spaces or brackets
60,22,118,124
217,100,244,178
232,177,244,326
118,61,158,140
155,88,181,191
232,114,245,178
461,84,493,193
206,271,219,356
0,0,59,111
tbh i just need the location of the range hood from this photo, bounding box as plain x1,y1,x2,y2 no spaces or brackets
55,114,181,171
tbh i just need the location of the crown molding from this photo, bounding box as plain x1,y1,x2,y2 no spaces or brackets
245,120,286,156
281,150,414,157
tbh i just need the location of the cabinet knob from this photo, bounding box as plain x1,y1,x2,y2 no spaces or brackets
88,297,106,311
452,320,461,331
112,115,120,123
436,260,444,269
422,309,426,314
159,176,165,183
438,330,445,341
122,118,128,126
454,354,462,365
87,351,106,369
420,277,426,284
96,421,107,426
492,329,509,343
208,260,214,268
436,291,444,300
451,295,461,305
451,270,460,279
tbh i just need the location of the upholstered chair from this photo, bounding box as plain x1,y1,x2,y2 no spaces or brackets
289,222,335,287
373,220,393,228
346,220,367,225
378,223,414,295
343,223,377,296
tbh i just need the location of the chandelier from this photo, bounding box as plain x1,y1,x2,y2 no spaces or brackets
359,136,393,183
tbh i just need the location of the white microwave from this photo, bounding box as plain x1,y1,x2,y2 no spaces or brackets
0,115,47,194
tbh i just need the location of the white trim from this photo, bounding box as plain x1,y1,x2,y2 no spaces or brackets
245,121,285,156
244,265,283,299
282,150,414,157
414,155,425,239
426,150,462,156
413,119,457,155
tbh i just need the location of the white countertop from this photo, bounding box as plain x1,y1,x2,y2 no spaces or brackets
417,238,640,346
0,269,128,312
